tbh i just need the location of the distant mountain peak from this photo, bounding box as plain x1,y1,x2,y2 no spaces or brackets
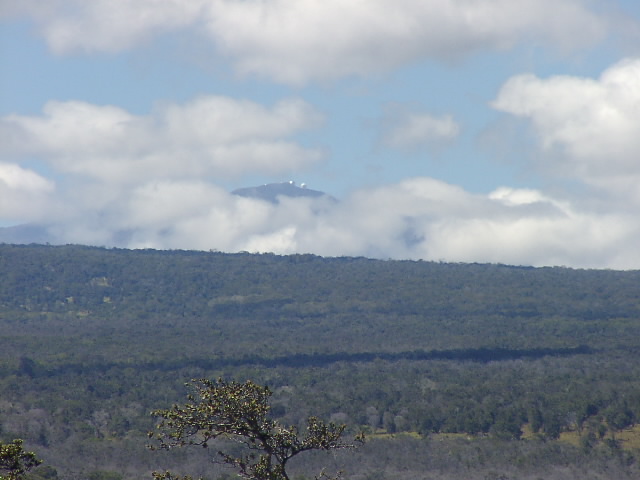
231,181,334,204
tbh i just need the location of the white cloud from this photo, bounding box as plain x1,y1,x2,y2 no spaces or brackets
1,0,208,54
0,163,55,221
492,58,640,203
380,106,460,151
489,187,564,209
5,0,608,84
0,163,54,193
205,0,607,84
0,96,324,183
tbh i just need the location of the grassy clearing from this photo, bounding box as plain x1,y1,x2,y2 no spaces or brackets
614,424,640,450
558,424,640,451
368,431,423,440
371,424,640,452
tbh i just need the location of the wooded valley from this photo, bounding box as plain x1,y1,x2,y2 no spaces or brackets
1,244,640,479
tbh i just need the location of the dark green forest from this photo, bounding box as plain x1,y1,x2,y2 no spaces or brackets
2,244,640,479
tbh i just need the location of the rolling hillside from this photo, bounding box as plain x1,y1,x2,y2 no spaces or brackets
1,244,640,479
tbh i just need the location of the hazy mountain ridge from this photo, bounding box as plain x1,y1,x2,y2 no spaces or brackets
0,224,55,245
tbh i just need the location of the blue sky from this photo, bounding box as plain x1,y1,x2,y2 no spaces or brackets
2,0,640,268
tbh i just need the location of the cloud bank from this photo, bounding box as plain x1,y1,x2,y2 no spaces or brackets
5,0,608,84
5,171,638,269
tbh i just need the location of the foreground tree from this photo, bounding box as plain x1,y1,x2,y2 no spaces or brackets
0,439,41,480
149,378,363,480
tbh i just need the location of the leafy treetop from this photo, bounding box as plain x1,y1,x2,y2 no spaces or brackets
149,378,363,480
0,439,41,480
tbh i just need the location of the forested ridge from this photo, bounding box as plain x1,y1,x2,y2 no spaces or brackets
1,244,640,479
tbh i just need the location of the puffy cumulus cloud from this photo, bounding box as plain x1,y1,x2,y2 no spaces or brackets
492,58,640,202
0,96,324,183
22,176,640,269
0,163,55,221
5,0,607,84
379,106,460,151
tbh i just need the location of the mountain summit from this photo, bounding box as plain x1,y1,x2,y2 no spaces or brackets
231,181,333,204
